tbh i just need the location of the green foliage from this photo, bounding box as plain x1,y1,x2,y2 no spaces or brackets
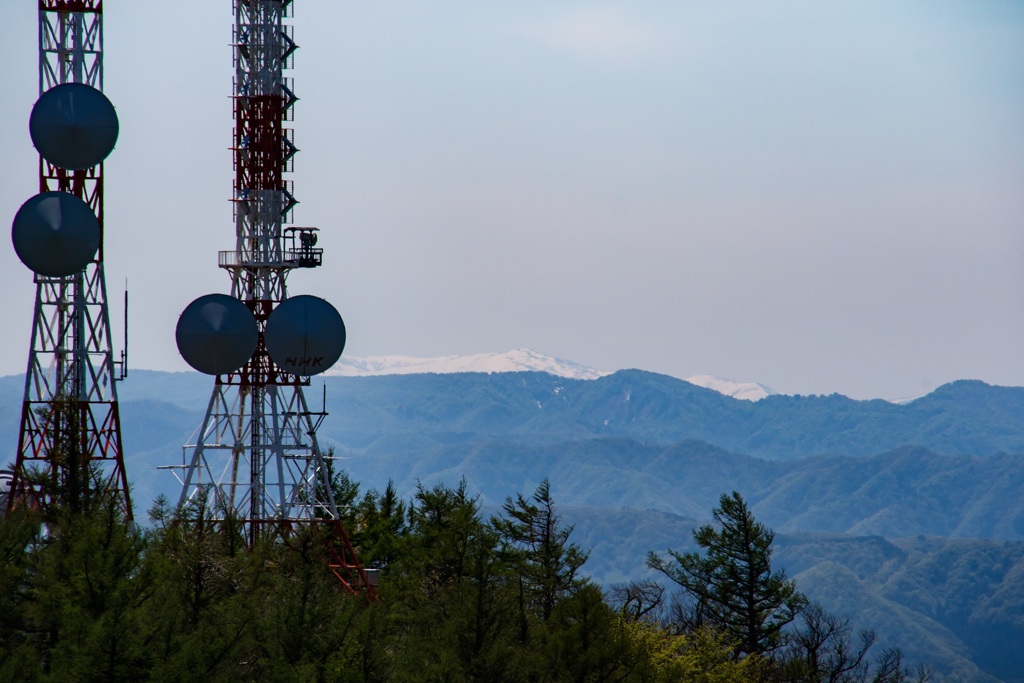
384,479,520,681
492,478,589,622
610,585,761,683
0,497,152,682
538,583,633,681
355,480,407,568
0,473,931,683
649,492,806,657
0,508,34,661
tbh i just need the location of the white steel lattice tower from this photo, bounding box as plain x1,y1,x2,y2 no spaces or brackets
6,0,132,520
171,0,369,594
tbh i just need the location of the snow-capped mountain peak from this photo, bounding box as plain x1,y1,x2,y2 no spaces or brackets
684,374,776,401
327,349,776,401
326,349,611,381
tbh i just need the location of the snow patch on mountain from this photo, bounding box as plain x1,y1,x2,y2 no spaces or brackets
685,374,776,401
327,349,776,401
326,349,612,380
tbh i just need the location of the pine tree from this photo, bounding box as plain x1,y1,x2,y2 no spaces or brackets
7,496,153,682
388,479,518,681
355,480,407,568
492,479,589,624
648,491,806,657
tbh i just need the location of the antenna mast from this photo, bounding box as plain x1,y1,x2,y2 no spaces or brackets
6,0,132,520
169,0,371,595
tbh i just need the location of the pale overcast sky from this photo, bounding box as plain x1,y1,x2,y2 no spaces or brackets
1,1,1022,400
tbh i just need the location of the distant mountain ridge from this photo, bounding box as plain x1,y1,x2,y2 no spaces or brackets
310,371,1024,460
326,348,611,380
41,368,1020,519
328,348,776,401
52,369,1024,466
684,373,775,401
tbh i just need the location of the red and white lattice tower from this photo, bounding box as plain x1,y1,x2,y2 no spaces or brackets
6,0,132,520
169,0,371,595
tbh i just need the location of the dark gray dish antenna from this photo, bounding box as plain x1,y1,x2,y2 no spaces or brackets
12,191,100,276
30,82,119,170
176,294,258,375
265,295,346,376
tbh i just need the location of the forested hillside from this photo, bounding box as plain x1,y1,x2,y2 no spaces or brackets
336,440,1024,540
314,371,1024,458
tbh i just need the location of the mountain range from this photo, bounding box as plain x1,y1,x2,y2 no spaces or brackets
327,348,612,381
2,351,1023,680
328,348,776,400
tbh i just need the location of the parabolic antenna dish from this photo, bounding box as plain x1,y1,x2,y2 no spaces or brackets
265,295,346,376
11,191,100,277
176,294,258,375
30,83,119,170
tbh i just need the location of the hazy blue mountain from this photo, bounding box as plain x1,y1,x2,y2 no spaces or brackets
330,437,1024,541
4,368,1024,523
564,507,1024,682
0,374,25,457
6,368,1015,458
44,368,1024,459
4,369,1024,535
316,371,1024,458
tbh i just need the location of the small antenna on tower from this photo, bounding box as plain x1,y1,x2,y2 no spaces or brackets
115,282,128,381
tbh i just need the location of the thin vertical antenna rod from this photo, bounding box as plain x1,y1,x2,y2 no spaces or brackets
116,284,128,381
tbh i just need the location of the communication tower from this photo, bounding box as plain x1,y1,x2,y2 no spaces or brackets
6,0,132,519
168,0,371,595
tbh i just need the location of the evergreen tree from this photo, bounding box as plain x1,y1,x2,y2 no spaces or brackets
492,479,589,624
355,480,408,568
143,494,261,682
648,491,806,658
402,479,483,593
0,507,39,681
388,479,522,681
3,495,152,682
538,583,636,682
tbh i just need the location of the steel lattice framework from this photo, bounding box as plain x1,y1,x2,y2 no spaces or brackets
168,0,371,594
6,0,132,520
